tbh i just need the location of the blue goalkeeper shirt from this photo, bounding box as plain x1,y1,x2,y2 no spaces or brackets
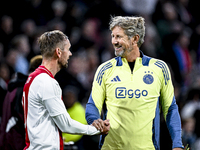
86,52,183,150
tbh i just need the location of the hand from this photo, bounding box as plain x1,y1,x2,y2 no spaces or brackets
173,148,183,150
91,119,110,134
92,119,104,132
101,119,110,135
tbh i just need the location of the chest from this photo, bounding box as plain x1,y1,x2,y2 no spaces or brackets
104,66,161,108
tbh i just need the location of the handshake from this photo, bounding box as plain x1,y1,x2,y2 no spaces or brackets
91,119,110,135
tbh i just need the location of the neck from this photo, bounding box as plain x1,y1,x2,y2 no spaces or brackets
125,47,140,62
41,58,60,76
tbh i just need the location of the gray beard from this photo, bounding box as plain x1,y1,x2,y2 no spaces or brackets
115,49,124,57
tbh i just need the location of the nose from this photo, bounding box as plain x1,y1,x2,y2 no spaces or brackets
112,37,118,45
69,51,72,56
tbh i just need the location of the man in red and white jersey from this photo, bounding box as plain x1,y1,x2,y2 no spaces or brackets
22,30,110,150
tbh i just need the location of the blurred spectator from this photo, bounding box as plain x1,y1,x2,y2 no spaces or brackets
161,27,192,87
81,18,102,47
71,18,101,53
0,15,15,54
182,117,197,149
67,51,91,91
140,15,161,57
46,0,67,33
20,19,37,50
84,0,127,29
156,1,184,40
51,0,67,19
121,0,158,16
0,61,8,123
87,48,100,87
171,29,192,86
189,24,200,63
98,29,115,63
5,49,18,80
0,61,10,84
31,27,46,56
174,0,192,26
0,55,42,150
181,88,200,120
20,19,37,38
63,1,88,36
10,34,30,75
69,27,81,47
67,48,99,95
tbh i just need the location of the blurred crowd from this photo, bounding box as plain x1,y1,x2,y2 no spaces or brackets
0,0,200,149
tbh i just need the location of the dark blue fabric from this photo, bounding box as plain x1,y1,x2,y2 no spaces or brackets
115,57,123,66
152,98,160,150
85,93,101,125
85,93,108,149
141,53,152,66
114,51,152,67
166,96,184,149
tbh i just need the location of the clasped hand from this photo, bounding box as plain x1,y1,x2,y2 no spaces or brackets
91,119,110,134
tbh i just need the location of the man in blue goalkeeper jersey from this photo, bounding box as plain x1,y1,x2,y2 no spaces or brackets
85,16,184,150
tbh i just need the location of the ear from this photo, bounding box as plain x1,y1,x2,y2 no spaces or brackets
132,35,139,45
55,48,61,58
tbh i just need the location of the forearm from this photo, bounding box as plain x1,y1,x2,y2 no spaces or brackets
53,113,100,135
43,96,100,135
166,98,184,149
85,94,101,124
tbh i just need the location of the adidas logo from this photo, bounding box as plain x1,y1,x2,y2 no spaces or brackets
111,76,121,82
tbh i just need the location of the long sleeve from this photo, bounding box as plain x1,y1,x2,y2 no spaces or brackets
44,97,100,135
158,60,184,149
166,97,183,149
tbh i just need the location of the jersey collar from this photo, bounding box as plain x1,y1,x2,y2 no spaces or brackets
38,65,55,78
115,50,152,66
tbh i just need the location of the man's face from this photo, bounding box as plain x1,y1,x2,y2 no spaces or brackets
111,26,133,57
58,39,72,69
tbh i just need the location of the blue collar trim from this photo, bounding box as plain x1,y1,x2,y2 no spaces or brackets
115,51,152,66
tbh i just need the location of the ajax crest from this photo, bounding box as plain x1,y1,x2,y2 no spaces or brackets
143,71,154,84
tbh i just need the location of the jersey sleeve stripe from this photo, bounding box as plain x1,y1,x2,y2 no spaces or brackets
96,62,112,86
154,61,170,85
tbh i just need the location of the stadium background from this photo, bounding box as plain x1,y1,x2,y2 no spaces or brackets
0,0,200,149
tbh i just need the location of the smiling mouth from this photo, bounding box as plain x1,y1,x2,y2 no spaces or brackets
115,46,122,51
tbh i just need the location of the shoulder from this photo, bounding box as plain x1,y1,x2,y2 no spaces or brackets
34,73,53,82
98,58,116,69
148,57,171,84
95,58,117,74
31,73,56,88
149,57,169,70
